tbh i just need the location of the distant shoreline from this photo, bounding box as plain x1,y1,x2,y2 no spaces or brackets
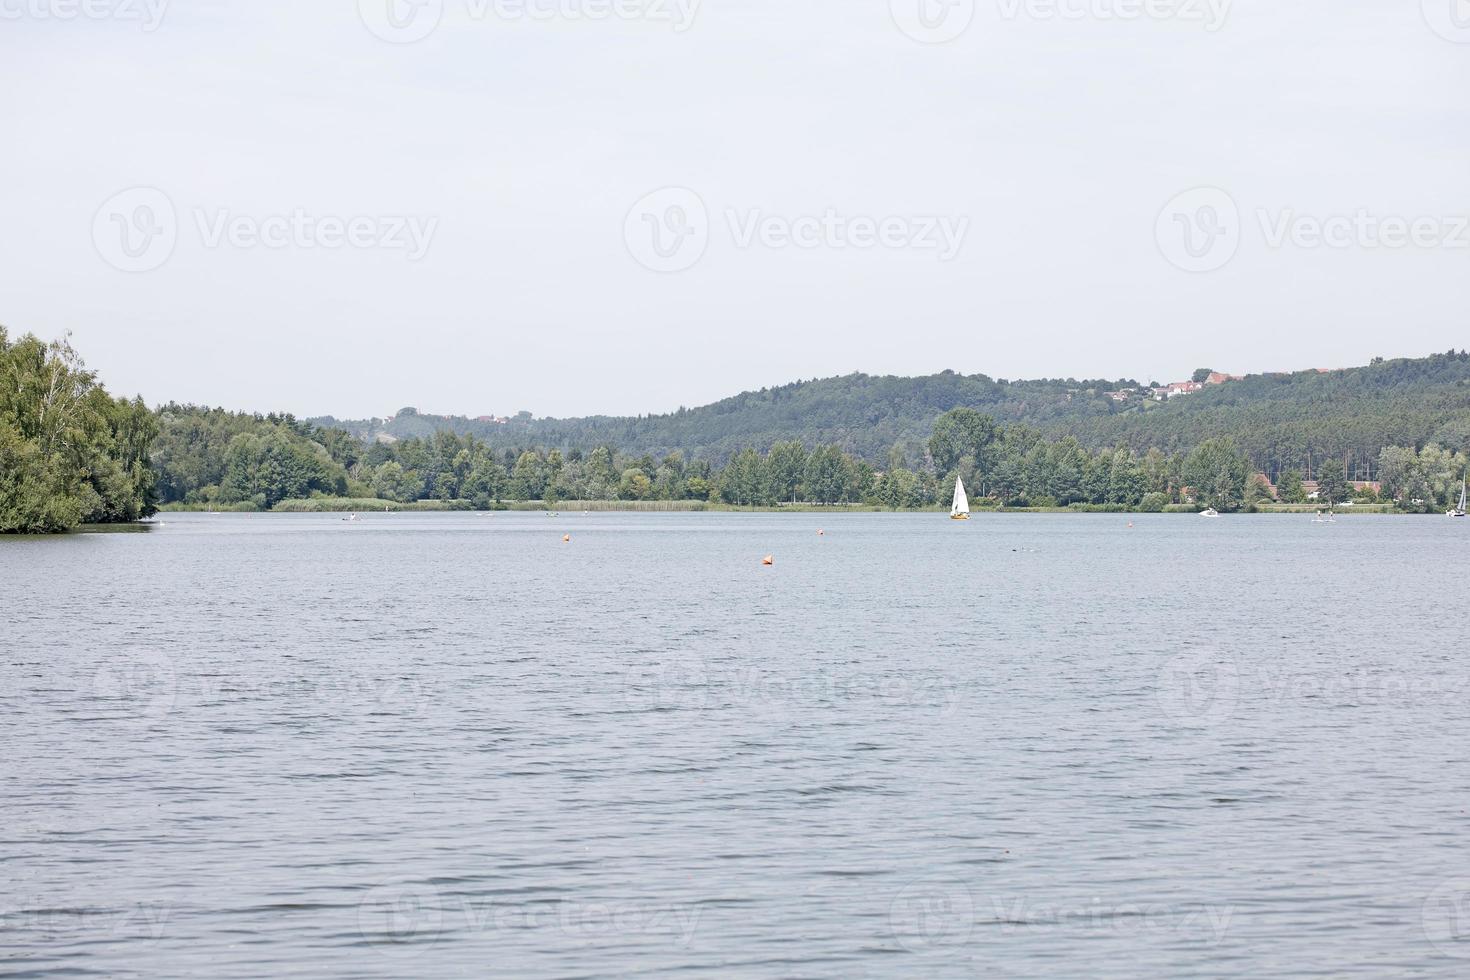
154,499,1404,516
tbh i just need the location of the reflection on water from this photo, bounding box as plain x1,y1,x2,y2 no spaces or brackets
4,512,1470,977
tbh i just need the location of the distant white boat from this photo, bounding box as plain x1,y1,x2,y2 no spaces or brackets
1200,508,1220,518
343,513,360,522
950,477,970,520
1450,478,1467,518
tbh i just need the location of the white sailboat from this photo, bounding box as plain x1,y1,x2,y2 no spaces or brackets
950,476,970,521
1450,478,1467,518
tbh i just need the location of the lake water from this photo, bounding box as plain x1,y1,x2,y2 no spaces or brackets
4,511,1470,977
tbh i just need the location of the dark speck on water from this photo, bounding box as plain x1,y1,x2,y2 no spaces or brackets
4,511,1470,977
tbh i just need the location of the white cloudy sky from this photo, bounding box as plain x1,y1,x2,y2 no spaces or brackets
1,0,1466,419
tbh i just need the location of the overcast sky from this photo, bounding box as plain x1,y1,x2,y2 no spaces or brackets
2,0,1466,419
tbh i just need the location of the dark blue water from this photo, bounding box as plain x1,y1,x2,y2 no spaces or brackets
4,512,1470,977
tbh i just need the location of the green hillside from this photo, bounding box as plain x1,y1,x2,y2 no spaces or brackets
315,351,1470,481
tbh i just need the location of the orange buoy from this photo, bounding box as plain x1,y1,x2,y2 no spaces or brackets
761,555,774,566
563,534,571,542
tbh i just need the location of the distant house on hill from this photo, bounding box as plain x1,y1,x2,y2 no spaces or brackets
1205,372,1243,385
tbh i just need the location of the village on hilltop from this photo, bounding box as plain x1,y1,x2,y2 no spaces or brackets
1108,371,1245,403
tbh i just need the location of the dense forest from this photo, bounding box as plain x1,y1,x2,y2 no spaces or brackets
0,329,157,532
315,352,1470,481
5,330,1470,533
145,403,1466,516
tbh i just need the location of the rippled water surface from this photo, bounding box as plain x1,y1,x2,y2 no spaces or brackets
5,511,1470,977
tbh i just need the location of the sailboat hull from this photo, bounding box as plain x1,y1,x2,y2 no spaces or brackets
950,514,969,520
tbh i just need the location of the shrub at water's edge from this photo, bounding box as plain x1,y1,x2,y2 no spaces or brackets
0,329,157,534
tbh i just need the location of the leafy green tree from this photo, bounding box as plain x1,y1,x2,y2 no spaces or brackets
619,468,652,500
765,440,807,504
509,451,548,500
804,445,851,504
1314,459,1350,508
1138,492,1168,512
0,329,157,532
1277,470,1305,503
929,409,998,476
463,459,506,507
720,448,766,505
1183,438,1250,511
1106,448,1145,506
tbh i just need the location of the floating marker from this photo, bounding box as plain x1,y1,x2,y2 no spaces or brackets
762,555,774,566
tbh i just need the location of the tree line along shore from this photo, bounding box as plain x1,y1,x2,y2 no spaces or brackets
2,329,1464,533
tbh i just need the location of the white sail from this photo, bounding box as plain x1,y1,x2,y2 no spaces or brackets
1460,479,1467,513
951,476,970,518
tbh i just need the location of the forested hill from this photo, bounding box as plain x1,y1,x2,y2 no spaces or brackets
314,351,1470,480
316,371,1130,468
